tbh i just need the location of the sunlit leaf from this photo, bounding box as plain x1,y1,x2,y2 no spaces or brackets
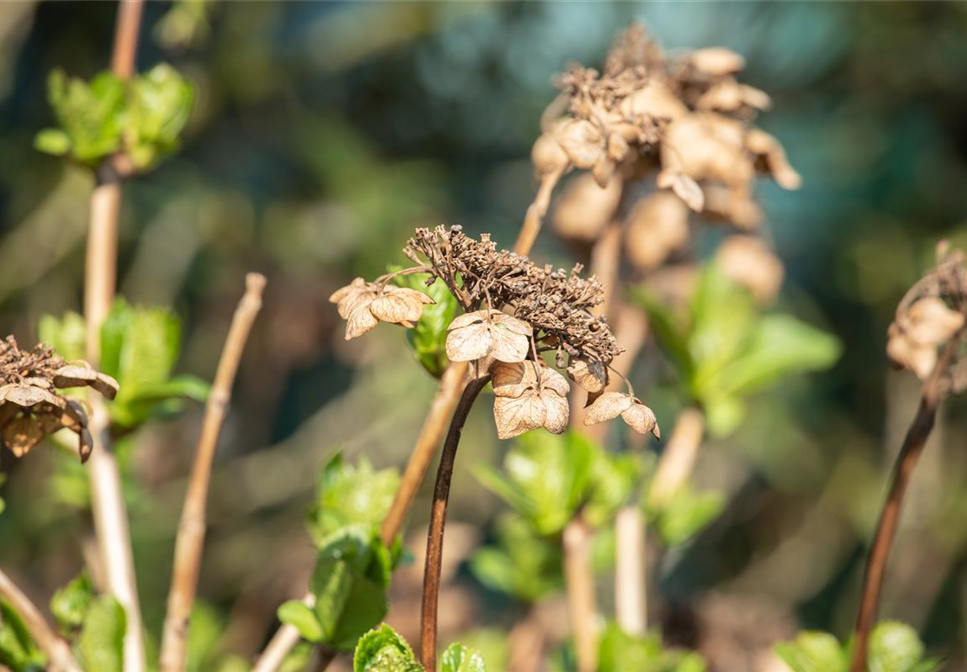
77,596,126,672
353,624,423,672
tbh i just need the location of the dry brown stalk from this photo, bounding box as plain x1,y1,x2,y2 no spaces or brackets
647,406,705,508
159,274,266,672
84,3,146,670
563,516,598,672
849,342,954,672
419,374,491,672
615,506,647,635
513,169,564,256
0,566,82,672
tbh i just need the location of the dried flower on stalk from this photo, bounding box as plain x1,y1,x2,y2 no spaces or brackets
446,310,532,364
329,277,435,340
583,391,660,439
491,361,570,439
887,244,967,383
0,336,119,462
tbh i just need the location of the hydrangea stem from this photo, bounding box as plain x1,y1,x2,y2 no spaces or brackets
0,566,82,672
159,274,265,672
420,374,491,672
84,3,145,671
646,407,705,509
849,344,953,672
563,516,597,672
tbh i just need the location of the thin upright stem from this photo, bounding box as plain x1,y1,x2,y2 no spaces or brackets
513,169,563,257
647,406,705,509
563,516,597,672
0,567,82,672
420,374,491,672
849,356,951,672
84,3,145,670
159,274,266,672
615,506,647,635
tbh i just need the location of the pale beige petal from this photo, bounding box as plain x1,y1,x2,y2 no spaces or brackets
449,310,492,331
583,391,633,426
489,324,530,363
446,322,493,362
493,393,546,440
490,361,538,399
345,304,379,340
621,400,660,438
542,391,570,435
904,298,965,347
2,386,57,408
52,363,98,389
567,357,609,394
556,119,604,170
328,277,367,304
690,47,745,75
370,291,425,325
538,365,571,398
491,313,534,337
657,169,704,212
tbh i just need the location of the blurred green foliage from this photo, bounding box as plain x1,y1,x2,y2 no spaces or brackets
777,621,941,672
352,623,486,672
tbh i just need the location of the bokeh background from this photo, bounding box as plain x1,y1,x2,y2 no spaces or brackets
3,2,967,670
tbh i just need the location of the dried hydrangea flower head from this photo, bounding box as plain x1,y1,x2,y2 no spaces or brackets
329,276,435,340
542,23,795,291
0,336,119,462
887,244,967,383
330,226,660,439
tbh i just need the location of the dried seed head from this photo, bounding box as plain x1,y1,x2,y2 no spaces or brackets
0,336,115,462
552,173,622,242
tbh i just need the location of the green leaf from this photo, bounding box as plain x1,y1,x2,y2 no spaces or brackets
469,514,563,602
185,603,226,672
584,450,646,527
128,64,195,170
34,128,71,156
310,527,392,650
45,68,125,164
441,643,486,672
597,623,707,672
38,312,87,362
278,601,322,643
775,631,847,672
77,596,126,672
632,289,693,382
0,598,46,670
869,621,938,672
649,485,725,547
476,431,595,535
394,273,458,377
50,573,93,634
713,314,841,398
307,452,400,547
353,624,423,672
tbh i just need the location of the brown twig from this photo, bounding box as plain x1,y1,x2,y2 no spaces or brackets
646,406,705,509
84,3,145,671
250,599,308,672
0,567,82,672
159,274,266,672
513,169,564,258
563,516,597,672
419,374,491,672
849,345,954,672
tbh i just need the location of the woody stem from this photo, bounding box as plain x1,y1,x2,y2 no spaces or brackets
420,374,491,672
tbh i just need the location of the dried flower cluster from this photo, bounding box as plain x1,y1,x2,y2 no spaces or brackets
329,226,660,440
0,336,119,462
542,24,795,305
887,244,967,384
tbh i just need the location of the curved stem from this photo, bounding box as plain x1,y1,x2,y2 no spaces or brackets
160,275,265,672
513,169,563,256
646,406,705,509
563,516,597,672
615,506,646,635
849,371,948,672
420,374,491,672
0,567,82,672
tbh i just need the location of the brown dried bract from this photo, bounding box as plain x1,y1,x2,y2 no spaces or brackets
491,361,570,439
716,236,785,305
583,391,660,438
329,277,434,340
886,245,967,385
446,309,532,364
0,336,118,462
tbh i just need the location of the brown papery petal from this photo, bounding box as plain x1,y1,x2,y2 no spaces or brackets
1,385,58,408
491,361,538,399
690,47,745,76
583,391,633,426
657,169,704,212
92,373,120,400
567,357,609,394
557,119,604,170
370,291,425,325
626,192,690,271
493,393,547,439
532,132,571,176
2,416,45,457
53,363,98,389
904,298,965,347
552,173,622,242
542,390,570,435
79,428,94,463
345,304,379,340
621,400,660,438
489,324,530,363
538,365,571,398
328,277,368,304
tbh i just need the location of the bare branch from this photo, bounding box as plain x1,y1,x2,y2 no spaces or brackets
0,567,82,672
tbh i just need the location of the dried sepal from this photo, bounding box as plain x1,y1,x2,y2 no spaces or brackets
329,278,434,340
657,168,704,212
689,47,745,76
53,362,120,400
716,236,785,305
446,310,532,364
696,80,771,113
583,391,660,438
626,192,691,271
552,173,622,242
887,297,966,379
490,361,570,439
566,357,609,394
532,132,570,176
745,129,802,190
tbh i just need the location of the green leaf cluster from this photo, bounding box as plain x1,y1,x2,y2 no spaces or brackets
50,573,94,636
636,263,841,437
646,483,725,547
35,64,194,171
776,622,941,672
75,596,126,672
470,513,565,602
392,272,457,377
550,623,706,672
0,599,46,672
40,299,210,431
352,624,486,672
307,452,401,548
